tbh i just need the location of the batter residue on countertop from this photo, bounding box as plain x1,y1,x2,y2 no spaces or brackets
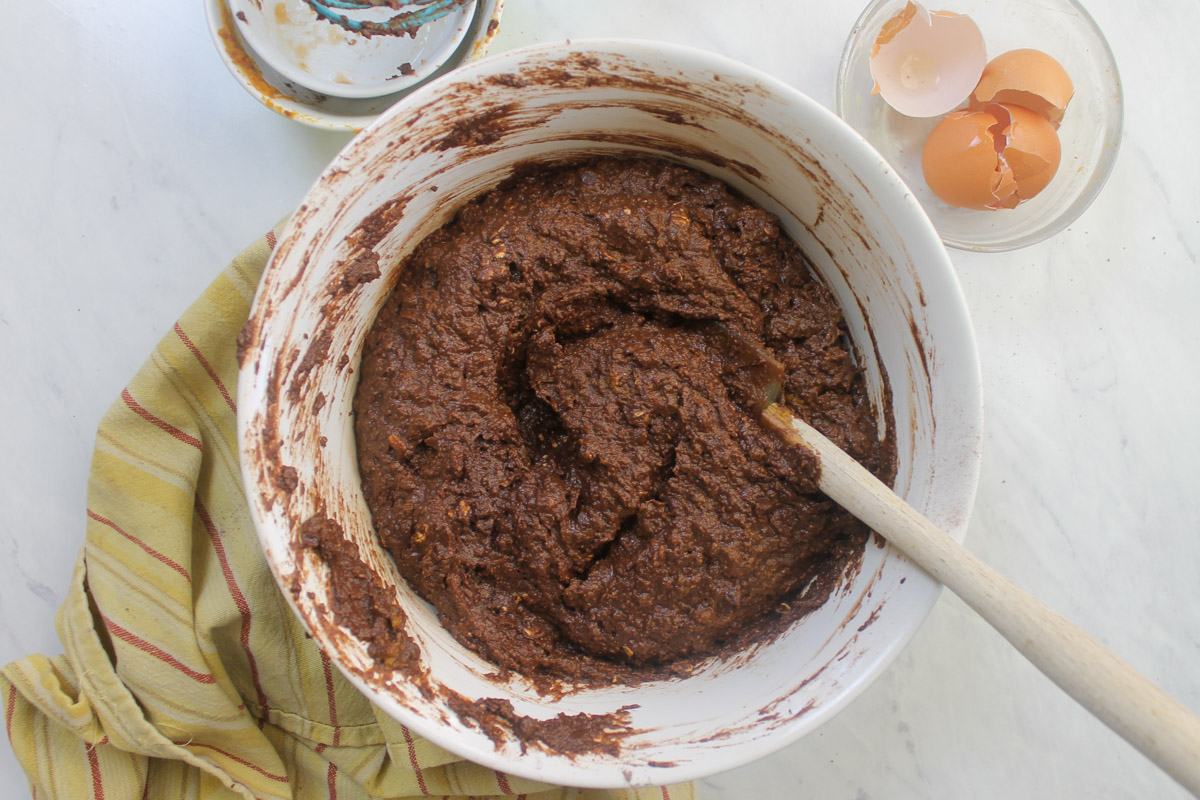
353,157,895,681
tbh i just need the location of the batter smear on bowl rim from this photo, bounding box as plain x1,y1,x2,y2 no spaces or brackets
353,157,896,681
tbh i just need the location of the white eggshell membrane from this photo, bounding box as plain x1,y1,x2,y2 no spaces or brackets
870,2,987,118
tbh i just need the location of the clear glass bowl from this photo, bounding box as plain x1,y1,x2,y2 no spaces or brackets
836,0,1123,252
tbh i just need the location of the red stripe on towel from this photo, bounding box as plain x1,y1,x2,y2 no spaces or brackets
101,616,215,684
174,323,236,414
401,725,430,795
120,389,202,450
195,497,271,724
87,509,191,582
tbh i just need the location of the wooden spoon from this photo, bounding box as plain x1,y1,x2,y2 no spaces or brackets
711,322,1200,795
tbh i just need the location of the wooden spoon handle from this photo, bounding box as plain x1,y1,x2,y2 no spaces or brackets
761,404,1200,796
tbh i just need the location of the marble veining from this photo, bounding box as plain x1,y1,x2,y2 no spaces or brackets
2,1,1198,797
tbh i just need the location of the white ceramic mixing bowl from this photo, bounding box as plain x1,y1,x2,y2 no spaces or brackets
237,39,983,788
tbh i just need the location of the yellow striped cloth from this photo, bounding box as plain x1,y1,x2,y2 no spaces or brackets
1,225,695,800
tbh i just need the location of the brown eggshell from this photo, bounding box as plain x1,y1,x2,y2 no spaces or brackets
969,49,1074,127
921,109,1010,211
988,103,1062,202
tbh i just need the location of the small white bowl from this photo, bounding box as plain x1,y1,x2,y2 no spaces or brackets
204,0,504,131
836,0,1123,252
227,0,477,99
238,40,984,787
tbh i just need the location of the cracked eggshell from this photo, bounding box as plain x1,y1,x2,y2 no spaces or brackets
921,109,1009,210
970,49,1075,127
921,103,1062,211
870,2,987,118
986,103,1061,204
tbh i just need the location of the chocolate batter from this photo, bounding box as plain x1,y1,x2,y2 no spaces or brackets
353,158,894,680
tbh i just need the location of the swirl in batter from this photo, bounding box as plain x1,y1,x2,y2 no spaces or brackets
354,158,895,680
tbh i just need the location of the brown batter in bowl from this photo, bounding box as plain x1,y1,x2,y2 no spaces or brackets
353,157,896,681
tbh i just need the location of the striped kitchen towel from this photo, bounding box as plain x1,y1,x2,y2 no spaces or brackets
0,224,694,800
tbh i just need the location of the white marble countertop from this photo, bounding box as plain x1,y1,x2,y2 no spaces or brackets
2,1,1198,797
